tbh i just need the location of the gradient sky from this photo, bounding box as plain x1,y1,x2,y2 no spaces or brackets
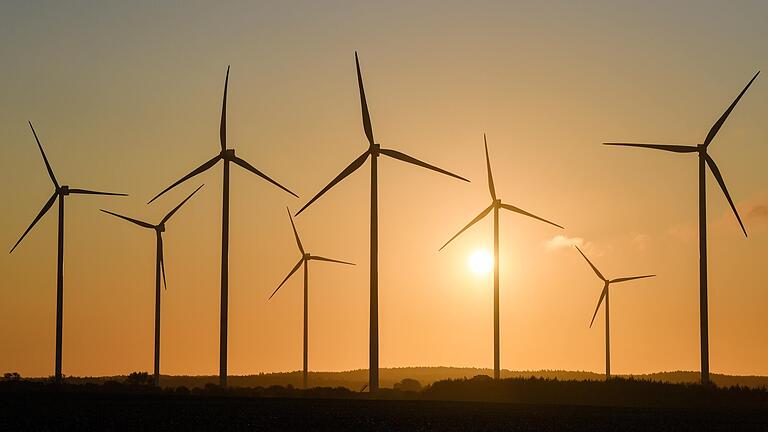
1,0,767,378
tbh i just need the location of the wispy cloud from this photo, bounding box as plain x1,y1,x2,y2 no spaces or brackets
545,234,638,257
630,232,650,251
544,235,584,251
667,223,696,242
728,199,768,234
706,194,768,235
746,202,768,226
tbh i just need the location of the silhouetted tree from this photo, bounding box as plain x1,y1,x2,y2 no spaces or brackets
125,372,153,386
3,372,21,382
394,378,421,392
470,375,493,382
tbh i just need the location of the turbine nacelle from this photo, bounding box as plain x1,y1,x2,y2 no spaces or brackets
303,252,311,260
221,148,236,160
156,224,166,233
59,185,70,196
369,143,380,157
493,198,502,208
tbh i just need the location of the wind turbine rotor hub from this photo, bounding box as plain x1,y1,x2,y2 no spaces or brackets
304,253,311,260
371,143,380,157
60,185,70,196
494,199,502,207
222,148,236,160
157,224,166,233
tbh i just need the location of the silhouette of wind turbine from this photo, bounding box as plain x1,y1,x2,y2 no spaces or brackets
295,52,469,392
604,71,759,385
101,184,203,386
10,122,127,383
148,67,298,387
439,135,563,380
575,246,654,380
268,208,355,389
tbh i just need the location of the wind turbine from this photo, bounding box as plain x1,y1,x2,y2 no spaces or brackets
268,208,355,389
575,246,655,380
148,66,298,387
439,135,563,380
9,122,127,383
294,52,469,392
604,71,759,385
101,184,203,386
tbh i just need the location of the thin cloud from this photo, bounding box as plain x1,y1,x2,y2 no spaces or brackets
630,233,650,251
746,203,768,225
544,235,605,257
709,194,768,234
544,235,584,251
667,224,696,242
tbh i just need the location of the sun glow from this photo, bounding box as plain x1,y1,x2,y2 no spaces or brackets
468,249,494,275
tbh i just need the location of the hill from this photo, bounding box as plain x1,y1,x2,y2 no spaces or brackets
35,367,768,389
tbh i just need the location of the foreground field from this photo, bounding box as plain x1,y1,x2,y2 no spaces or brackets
3,376,768,431
2,390,767,431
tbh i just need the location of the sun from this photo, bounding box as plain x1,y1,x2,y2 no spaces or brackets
468,249,494,275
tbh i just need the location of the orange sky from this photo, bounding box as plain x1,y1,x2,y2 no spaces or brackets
1,1,767,378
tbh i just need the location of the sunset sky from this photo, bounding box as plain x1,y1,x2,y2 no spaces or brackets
1,0,767,379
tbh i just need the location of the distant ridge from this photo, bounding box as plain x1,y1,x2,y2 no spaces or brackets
41,367,768,389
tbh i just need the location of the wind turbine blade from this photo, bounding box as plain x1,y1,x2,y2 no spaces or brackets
148,155,221,204
355,52,374,146
268,257,304,300
232,156,298,198
379,148,470,182
220,66,230,151
611,274,655,284
310,255,355,265
484,134,496,200
589,286,608,328
499,203,563,229
69,189,128,196
286,207,304,254
439,204,493,251
159,235,167,290
575,246,605,281
603,143,697,153
100,209,155,229
295,151,369,216
28,122,58,188
705,154,747,237
704,71,760,147
161,184,204,224
10,192,58,253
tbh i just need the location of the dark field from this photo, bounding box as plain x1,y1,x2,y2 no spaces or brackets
0,379,768,431
3,376,768,431
2,391,768,431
